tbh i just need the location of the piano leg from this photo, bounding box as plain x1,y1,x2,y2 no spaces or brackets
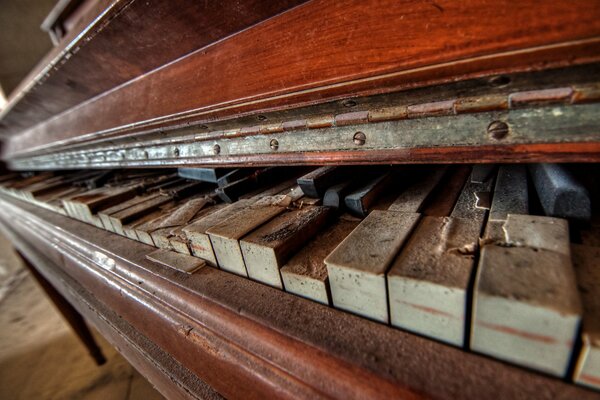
16,250,107,366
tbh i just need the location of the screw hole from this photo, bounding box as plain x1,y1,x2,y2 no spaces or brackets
343,99,357,108
213,144,221,155
257,115,268,121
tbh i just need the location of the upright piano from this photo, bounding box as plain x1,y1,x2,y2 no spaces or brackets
1,1,599,398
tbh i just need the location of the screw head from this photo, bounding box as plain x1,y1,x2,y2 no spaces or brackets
488,121,509,140
353,131,366,146
270,139,279,151
213,144,221,155
343,99,357,108
257,115,268,121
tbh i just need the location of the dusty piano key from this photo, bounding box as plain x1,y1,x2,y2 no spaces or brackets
150,196,217,250
421,165,471,217
471,164,496,183
281,215,360,305
98,193,166,232
178,167,232,183
484,165,528,241
572,244,600,391
297,166,350,198
206,197,292,276
6,172,55,199
107,195,176,235
21,171,100,200
63,183,142,224
386,170,491,346
472,214,582,377
323,179,354,209
182,199,254,265
123,208,166,241
344,171,395,217
217,167,293,203
240,205,334,288
325,210,420,322
529,163,591,221
217,168,256,187
388,167,446,213
146,249,207,274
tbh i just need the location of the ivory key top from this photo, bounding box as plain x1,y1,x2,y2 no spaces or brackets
240,206,333,288
472,214,582,377
387,170,491,346
182,199,253,265
207,202,286,276
325,210,420,322
281,215,360,305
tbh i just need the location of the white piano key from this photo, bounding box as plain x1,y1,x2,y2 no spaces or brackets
387,216,481,346
472,215,582,377
325,210,420,322
207,203,286,276
281,216,360,305
241,206,332,288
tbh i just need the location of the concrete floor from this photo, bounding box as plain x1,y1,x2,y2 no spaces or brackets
0,234,165,400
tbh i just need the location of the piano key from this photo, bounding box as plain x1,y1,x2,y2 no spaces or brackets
325,210,420,322
471,165,496,183
240,206,334,288
280,215,361,305
105,181,203,234
105,194,173,236
183,199,254,265
421,166,471,217
150,197,216,250
484,165,528,241
344,171,394,217
323,180,354,209
177,167,232,183
387,170,490,346
529,163,591,221
297,166,348,198
572,244,600,390
217,167,295,203
207,202,287,276
146,249,206,274
388,167,446,213
472,214,581,377
216,168,256,187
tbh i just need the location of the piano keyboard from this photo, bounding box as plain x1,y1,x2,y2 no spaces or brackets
0,165,598,389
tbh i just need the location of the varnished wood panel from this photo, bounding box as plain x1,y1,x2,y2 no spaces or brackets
0,0,307,136
4,0,600,156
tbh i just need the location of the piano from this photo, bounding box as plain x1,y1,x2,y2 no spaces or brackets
0,1,599,399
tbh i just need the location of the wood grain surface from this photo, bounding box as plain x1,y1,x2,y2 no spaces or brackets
3,0,600,157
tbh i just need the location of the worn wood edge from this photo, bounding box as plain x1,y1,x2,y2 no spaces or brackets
0,220,220,400
0,195,598,399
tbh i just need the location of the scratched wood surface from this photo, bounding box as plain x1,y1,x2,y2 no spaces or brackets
3,0,600,157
